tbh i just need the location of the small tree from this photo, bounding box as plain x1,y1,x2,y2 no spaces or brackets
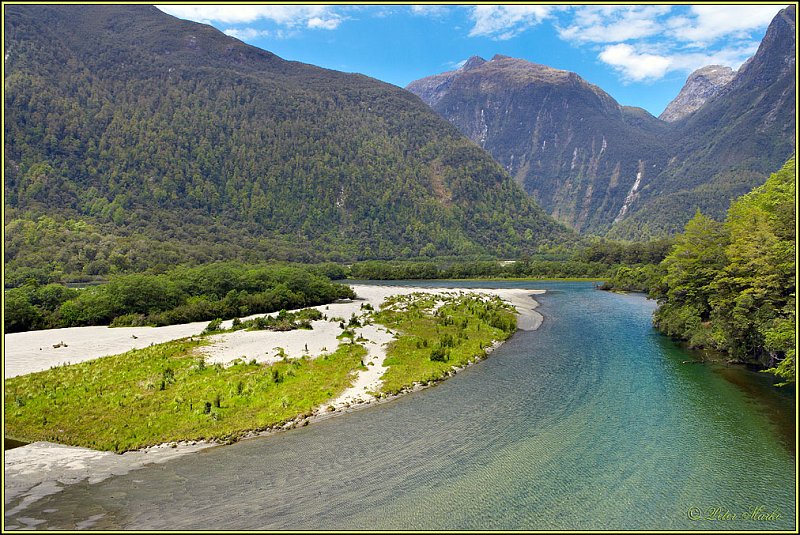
430,347,448,362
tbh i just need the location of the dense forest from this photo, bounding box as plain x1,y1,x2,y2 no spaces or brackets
605,159,795,383
349,239,672,280
4,263,354,333
4,4,568,280
4,239,673,333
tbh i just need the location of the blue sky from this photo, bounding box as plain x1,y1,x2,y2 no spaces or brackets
155,4,785,117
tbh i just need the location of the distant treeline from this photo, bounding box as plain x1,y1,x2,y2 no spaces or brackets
4,242,675,333
4,263,354,333
349,239,673,280
349,259,603,280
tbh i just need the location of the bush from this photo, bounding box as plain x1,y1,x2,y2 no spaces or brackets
430,347,448,362
202,318,223,334
5,262,354,333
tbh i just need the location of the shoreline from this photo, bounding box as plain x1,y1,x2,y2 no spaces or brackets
3,284,544,517
230,335,510,444
349,276,604,283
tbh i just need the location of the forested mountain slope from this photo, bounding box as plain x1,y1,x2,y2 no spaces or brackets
408,6,795,238
407,54,670,233
4,5,569,280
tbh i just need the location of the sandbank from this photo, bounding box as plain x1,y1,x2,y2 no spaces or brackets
4,284,543,516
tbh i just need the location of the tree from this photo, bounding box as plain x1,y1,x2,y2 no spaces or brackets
652,158,795,384
654,210,728,345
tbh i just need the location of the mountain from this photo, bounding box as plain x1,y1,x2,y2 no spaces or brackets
407,6,795,238
658,65,736,122
407,54,671,233
610,4,796,238
3,5,570,280
405,55,488,108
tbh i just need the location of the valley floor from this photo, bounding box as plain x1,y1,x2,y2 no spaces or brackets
3,284,543,521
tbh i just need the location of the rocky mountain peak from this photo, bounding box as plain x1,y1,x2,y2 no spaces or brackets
408,5,794,236
731,4,795,89
461,55,486,71
659,65,736,122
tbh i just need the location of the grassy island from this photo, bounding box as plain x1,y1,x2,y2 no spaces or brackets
374,292,517,395
5,290,520,452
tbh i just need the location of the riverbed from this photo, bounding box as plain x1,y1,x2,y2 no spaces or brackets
4,282,795,530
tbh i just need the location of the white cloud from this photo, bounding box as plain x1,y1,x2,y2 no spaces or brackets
411,5,449,17
556,5,778,46
670,5,782,44
223,27,304,42
444,58,468,70
223,27,271,41
155,5,343,30
599,44,672,81
598,40,761,83
558,5,670,44
468,5,554,40
667,41,761,72
307,17,340,30
555,4,781,82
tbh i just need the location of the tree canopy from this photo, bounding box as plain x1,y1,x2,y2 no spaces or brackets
652,158,795,383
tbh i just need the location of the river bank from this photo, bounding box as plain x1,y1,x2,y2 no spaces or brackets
4,285,543,520
4,282,794,531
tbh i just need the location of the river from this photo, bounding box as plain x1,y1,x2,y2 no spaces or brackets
5,282,795,530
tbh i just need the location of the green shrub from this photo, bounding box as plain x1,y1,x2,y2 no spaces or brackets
203,318,223,334
430,347,448,362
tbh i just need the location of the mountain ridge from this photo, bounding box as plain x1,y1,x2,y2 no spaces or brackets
611,4,796,238
4,4,570,279
407,5,795,238
658,65,736,122
407,54,670,233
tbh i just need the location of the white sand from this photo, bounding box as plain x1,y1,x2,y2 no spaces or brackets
3,284,543,515
497,288,544,331
4,440,212,521
325,323,396,409
4,322,212,378
4,285,542,378
201,286,451,364
202,319,344,365
201,285,542,407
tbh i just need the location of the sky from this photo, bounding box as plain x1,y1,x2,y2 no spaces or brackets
154,4,785,117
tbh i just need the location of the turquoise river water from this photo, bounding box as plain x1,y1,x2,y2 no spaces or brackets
6,281,796,530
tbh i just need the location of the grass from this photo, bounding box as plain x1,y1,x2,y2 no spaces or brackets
4,293,517,452
4,338,365,452
373,292,517,395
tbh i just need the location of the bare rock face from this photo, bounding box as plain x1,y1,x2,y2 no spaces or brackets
406,55,486,108
659,65,736,122
406,54,669,233
406,6,795,238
